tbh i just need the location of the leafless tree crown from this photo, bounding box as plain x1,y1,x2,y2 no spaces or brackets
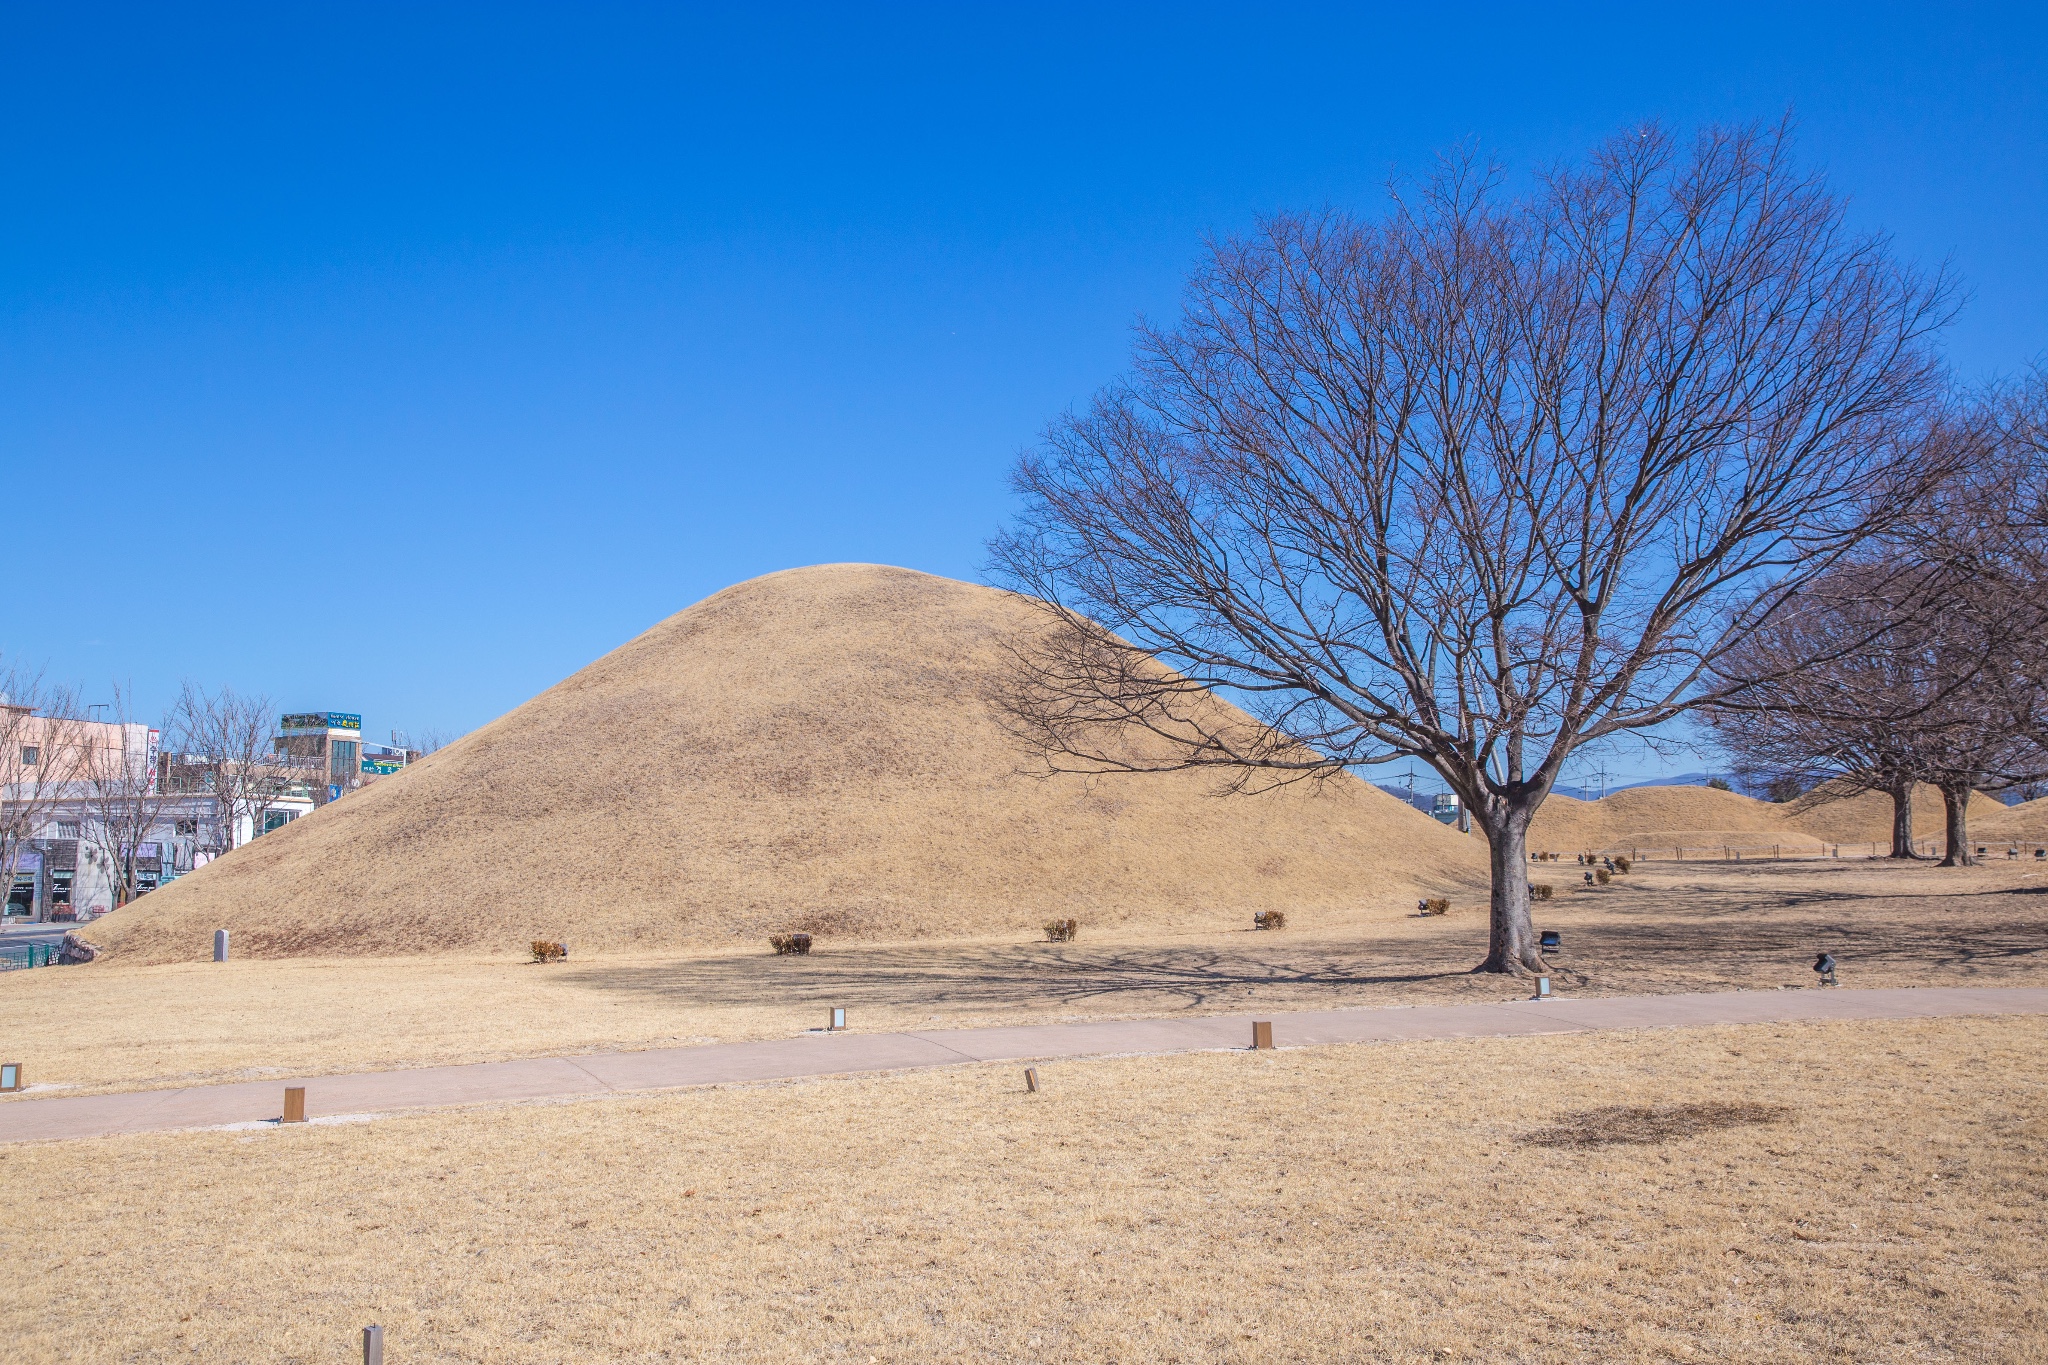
992,123,1951,815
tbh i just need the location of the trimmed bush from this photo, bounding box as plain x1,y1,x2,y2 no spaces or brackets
1531,883,1555,902
531,940,566,963
769,933,814,956
1043,918,1079,943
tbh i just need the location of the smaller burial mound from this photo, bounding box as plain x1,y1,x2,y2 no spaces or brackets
1777,781,2000,847
1530,781,1991,856
1532,785,1807,856
1971,798,2048,846
83,565,1485,964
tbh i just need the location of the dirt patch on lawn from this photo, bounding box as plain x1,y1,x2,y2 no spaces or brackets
1524,1100,1793,1148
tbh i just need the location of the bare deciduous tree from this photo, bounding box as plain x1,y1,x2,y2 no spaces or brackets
1706,566,1938,858
171,682,293,852
1911,393,2048,862
1716,380,2048,867
77,685,177,906
990,123,1951,974
390,727,456,761
0,663,86,916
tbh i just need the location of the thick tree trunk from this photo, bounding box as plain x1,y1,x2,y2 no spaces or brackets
1937,783,1976,866
1886,780,1920,859
1474,808,1544,975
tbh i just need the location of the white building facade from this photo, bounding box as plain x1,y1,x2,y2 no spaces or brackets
3,714,317,924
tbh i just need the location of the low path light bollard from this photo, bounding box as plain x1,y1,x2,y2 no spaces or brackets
1534,976,1552,1000
828,1007,846,1031
363,1324,384,1365
213,929,229,963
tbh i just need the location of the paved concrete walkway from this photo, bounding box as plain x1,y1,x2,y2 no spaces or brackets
4,986,2043,1144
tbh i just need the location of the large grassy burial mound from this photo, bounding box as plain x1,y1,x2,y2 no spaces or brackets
83,565,1483,964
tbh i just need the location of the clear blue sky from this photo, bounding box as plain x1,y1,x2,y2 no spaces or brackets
4,4,2044,760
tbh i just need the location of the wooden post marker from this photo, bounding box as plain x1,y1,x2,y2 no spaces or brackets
213,929,229,963
1252,1021,1274,1050
362,1324,385,1365
0,1063,20,1092
1024,1067,1040,1093
282,1087,307,1124
828,1006,846,1031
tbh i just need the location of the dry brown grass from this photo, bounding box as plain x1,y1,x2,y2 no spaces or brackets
10,856,2048,1099
81,565,1484,966
3,1014,2043,1363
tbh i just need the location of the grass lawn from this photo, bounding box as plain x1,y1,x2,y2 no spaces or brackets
3,1014,2043,1363
3,857,2045,1100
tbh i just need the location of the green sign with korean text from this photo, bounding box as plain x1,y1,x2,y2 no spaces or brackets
282,712,362,732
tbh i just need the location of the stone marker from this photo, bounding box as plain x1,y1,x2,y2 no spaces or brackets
213,929,229,963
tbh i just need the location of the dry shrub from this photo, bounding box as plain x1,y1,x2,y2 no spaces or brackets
1042,918,1079,943
786,909,856,937
1530,883,1555,902
1595,868,1611,885
769,933,814,956
1253,910,1286,931
1613,855,1632,874
530,941,566,963
1524,1101,1791,1149
1418,897,1450,916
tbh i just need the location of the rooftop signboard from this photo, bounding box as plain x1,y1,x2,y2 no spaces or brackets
281,712,362,732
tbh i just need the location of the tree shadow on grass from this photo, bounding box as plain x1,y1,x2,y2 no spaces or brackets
566,883,2048,1014
568,941,1484,1013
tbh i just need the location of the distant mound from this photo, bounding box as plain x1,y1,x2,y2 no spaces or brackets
1973,797,2048,846
1531,780,1996,855
85,566,1484,963
1531,785,1821,855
